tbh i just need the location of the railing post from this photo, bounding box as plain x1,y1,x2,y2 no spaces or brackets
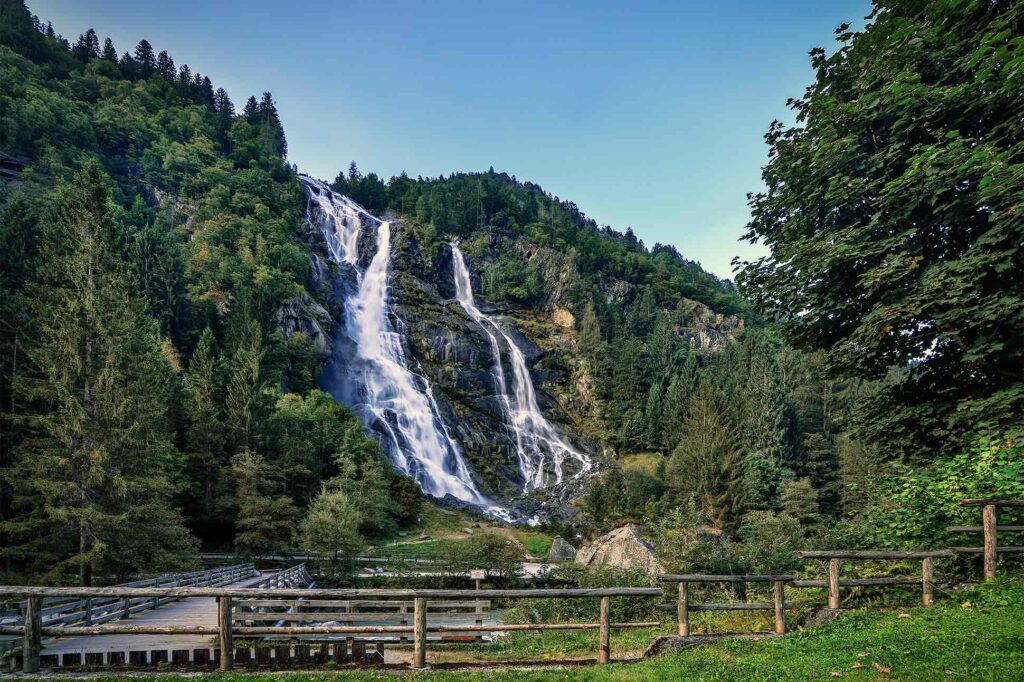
23,596,41,673
412,597,427,669
773,580,786,634
84,598,93,626
677,581,689,637
922,557,934,606
218,596,234,672
828,558,841,608
598,596,610,664
983,503,997,581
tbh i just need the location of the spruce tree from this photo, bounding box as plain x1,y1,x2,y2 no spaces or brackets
101,37,116,62
667,381,743,532
155,49,174,80
133,39,155,74
225,320,266,452
181,327,225,525
7,161,194,583
71,28,99,61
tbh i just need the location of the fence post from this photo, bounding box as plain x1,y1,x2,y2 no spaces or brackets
773,581,786,634
413,597,427,669
218,596,234,672
23,596,41,673
921,557,934,606
828,558,841,608
677,582,689,637
598,596,610,664
84,598,93,626
983,503,997,581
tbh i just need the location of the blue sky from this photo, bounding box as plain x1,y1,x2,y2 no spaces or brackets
33,0,870,278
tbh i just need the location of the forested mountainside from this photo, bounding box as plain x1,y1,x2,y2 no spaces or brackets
0,0,780,578
1,0,1021,587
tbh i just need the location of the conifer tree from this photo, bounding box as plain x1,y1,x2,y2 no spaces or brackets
667,381,743,531
155,49,174,80
71,28,99,61
6,161,194,584
101,37,116,62
133,39,155,74
181,327,225,524
243,95,259,122
176,64,191,98
225,320,266,452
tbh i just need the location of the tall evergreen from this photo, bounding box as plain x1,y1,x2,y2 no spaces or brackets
71,28,99,61
156,49,174,80
4,162,194,583
133,39,155,75
100,37,116,62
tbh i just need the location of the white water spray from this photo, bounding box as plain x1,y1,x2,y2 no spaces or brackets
451,242,592,490
301,176,510,521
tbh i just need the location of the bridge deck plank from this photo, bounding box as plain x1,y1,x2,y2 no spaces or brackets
41,573,270,657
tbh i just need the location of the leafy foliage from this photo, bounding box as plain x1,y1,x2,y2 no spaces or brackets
738,1,1024,456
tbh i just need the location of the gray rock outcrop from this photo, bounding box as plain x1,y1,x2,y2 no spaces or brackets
575,524,664,576
547,537,577,562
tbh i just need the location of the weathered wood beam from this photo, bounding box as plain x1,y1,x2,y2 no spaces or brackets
797,550,953,559
0,586,662,599
660,574,795,582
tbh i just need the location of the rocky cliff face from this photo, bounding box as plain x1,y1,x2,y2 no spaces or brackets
293,206,743,515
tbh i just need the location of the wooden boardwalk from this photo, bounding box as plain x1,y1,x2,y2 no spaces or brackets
41,572,270,661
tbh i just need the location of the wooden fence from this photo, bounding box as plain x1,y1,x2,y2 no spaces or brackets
950,499,1024,580
2,499,1021,671
0,585,663,671
794,551,952,608
659,575,795,637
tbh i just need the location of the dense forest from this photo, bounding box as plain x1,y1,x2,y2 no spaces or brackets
1,0,1022,587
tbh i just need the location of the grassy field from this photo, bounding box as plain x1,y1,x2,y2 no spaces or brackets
73,579,1024,680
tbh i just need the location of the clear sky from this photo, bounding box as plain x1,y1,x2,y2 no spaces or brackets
32,0,870,278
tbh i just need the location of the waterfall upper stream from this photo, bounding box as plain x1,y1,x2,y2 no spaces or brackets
302,176,510,520
451,243,592,490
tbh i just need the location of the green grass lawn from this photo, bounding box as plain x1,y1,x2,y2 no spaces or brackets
69,579,1024,681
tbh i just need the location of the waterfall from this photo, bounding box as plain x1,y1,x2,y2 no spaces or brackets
451,242,592,491
301,176,510,521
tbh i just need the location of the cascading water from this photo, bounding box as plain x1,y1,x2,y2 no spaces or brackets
301,175,510,520
451,242,592,491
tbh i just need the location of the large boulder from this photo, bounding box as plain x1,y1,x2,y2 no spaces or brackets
575,524,664,576
547,537,577,562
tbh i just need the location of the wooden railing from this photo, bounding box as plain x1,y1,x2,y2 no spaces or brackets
950,499,1024,580
0,564,257,631
659,575,794,637
794,551,953,608
0,585,663,671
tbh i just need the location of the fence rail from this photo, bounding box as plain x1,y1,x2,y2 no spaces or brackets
795,551,941,607
660,575,794,637
0,585,662,671
951,500,1024,580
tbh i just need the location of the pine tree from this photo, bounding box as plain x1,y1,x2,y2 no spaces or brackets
71,28,99,61
156,49,174,80
242,95,259,123
660,354,698,450
225,320,265,452
176,64,191,97
667,381,743,532
181,327,225,524
101,37,116,62
7,161,194,583
133,39,155,74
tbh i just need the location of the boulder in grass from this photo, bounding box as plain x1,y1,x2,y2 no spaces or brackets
575,524,664,576
547,536,577,562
